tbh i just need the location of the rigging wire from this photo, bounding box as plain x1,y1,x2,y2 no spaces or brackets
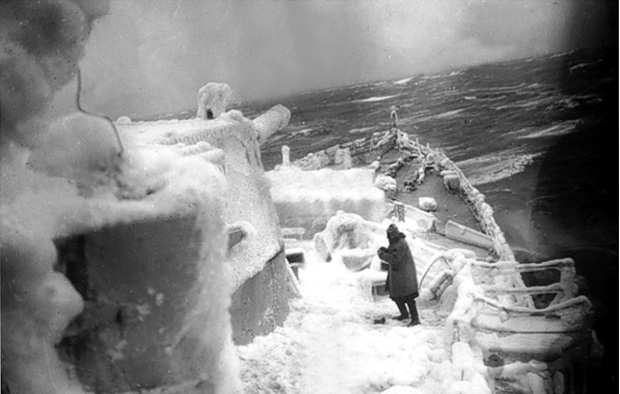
75,68,124,157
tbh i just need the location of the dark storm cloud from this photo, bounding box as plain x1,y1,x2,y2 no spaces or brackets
461,1,616,57
0,0,110,146
563,0,617,51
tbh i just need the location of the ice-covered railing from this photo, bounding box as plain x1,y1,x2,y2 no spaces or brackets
418,144,515,262
408,142,540,309
422,252,588,343
422,254,580,311
284,130,397,170
471,258,579,306
438,249,595,394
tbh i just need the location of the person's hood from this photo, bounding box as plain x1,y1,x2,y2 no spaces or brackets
387,224,405,243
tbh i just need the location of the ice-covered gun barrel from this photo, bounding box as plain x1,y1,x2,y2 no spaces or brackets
253,104,291,145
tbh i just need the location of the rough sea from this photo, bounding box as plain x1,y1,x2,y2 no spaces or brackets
253,47,617,255
163,46,618,388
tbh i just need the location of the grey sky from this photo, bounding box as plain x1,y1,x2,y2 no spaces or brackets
78,0,616,119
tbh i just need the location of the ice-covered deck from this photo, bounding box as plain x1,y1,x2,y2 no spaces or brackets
238,240,456,394
240,233,594,394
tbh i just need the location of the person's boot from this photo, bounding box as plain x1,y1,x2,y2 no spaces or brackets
406,299,420,326
392,300,409,321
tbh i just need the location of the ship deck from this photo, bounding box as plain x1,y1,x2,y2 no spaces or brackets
360,146,492,260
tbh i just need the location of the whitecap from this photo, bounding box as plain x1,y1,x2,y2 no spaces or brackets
434,109,465,119
517,120,580,139
354,95,399,103
349,126,377,135
469,82,527,93
569,59,603,73
393,77,413,85
291,128,314,136
494,97,553,110
456,151,542,186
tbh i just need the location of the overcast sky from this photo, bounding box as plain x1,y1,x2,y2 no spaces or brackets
78,0,616,119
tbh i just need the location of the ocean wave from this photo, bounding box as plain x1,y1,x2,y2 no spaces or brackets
456,152,541,186
434,109,465,119
354,95,399,103
397,110,432,123
569,59,603,73
494,97,554,110
551,94,603,110
525,83,543,89
475,95,507,102
349,126,378,134
550,51,572,59
393,77,413,85
468,82,527,93
516,120,580,139
420,74,447,81
421,70,463,79
430,89,461,97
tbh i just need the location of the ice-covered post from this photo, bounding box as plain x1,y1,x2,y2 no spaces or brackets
253,104,291,145
393,201,405,222
281,145,291,167
196,82,232,119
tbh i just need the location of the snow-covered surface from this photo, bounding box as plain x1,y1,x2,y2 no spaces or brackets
267,167,389,232
1,144,241,393
118,112,285,288
1,102,292,393
196,82,232,119
120,114,248,146
236,229,590,393
237,241,493,394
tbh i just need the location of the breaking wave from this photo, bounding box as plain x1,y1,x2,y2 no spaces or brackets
456,152,541,186
513,120,581,139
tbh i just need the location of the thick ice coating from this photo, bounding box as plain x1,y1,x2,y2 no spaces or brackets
266,167,389,237
2,143,242,393
196,82,233,120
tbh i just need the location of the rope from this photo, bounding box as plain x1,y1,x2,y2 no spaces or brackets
75,68,124,157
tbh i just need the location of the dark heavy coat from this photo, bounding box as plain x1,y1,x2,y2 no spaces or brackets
378,232,419,298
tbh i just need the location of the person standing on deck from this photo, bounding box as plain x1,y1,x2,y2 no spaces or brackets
377,223,421,326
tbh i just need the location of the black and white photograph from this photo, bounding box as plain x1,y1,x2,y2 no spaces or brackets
1,1,617,393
